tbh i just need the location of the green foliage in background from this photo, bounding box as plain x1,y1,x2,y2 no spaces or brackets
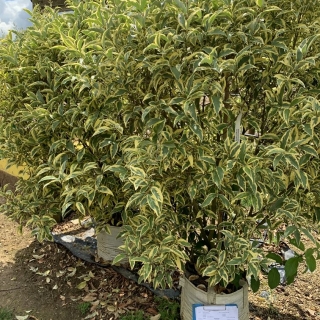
0,0,320,291
155,297,180,320
78,302,91,315
119,310,146,320
0,307,13,320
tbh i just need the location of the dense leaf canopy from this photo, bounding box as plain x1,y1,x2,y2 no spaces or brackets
0,0,319,289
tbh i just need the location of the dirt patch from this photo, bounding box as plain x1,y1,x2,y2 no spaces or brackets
249,235,320,320
1,212,320,320
0,214,83,320
0,214,158,320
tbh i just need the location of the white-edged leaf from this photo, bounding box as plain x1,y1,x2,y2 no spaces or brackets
201,193,216,208
150,186,163,203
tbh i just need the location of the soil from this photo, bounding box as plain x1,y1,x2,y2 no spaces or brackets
1,212,320,320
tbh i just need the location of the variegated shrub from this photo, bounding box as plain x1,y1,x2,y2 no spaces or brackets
0,0,319,290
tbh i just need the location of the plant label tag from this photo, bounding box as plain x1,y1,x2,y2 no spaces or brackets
193,304,238,320
235,112,242,143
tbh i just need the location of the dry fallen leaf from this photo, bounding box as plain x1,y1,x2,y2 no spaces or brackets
77,281,88,290
146,308,158,316
15,316,29,320
71,219,80,225
107,305,116,312
197,284,206,291
83,293,97,302
307,309,316,316
67,268,77,277
56,270,66,278
150,315,161,320
32,254,44,260
84,311,98,319
189,275,199,281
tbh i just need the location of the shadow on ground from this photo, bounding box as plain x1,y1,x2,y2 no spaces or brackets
250,301,317,320
0,238,83,320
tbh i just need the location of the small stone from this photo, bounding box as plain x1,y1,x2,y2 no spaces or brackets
260,291,270,299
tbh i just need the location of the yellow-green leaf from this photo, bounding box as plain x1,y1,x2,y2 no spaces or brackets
77,281,87,290
150,186,163,203
76,202,86,215
201,193,216,208
130,166,146,178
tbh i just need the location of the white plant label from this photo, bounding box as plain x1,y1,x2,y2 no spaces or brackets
235,112,242,143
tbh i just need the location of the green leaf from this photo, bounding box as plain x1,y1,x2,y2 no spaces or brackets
150,186,163,203
260,133,279,140
301,227,316,244
227,257,243,265
212,96,221,114
66,141,76,154
201,193,216,208
200,156,216,165
178,238,191,247
266,252,283,265
188,184,197,200
233,192,250,202
98,186,114,195
269,197,285,211
300,145,318,158
147,194,161,215
130,166,146,178
112,253,127,265
250,276,260,293
110,143,118,158
256,0,265,8
178,13,186,29
76,202,86,215
92,126,110,137
285,257,299,278
268,268,280,289
143,43,159,53
105,165,127,175
203,265,217,277
170,66,181,81
36,167,53,176
162,235,175,244
284,225,297,237
305,254,316,272
38,176,59,183
297,170,308,189
77,148,85,162
248,262,259,279
243,166,254,182
189,121,203,141
213,167,224,186
218,194,230,208
289,238,305,251
286,154,299,170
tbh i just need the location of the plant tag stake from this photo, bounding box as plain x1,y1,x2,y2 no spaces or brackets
235,111,242,143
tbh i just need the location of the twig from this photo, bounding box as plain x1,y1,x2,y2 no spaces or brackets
0,286,25,292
